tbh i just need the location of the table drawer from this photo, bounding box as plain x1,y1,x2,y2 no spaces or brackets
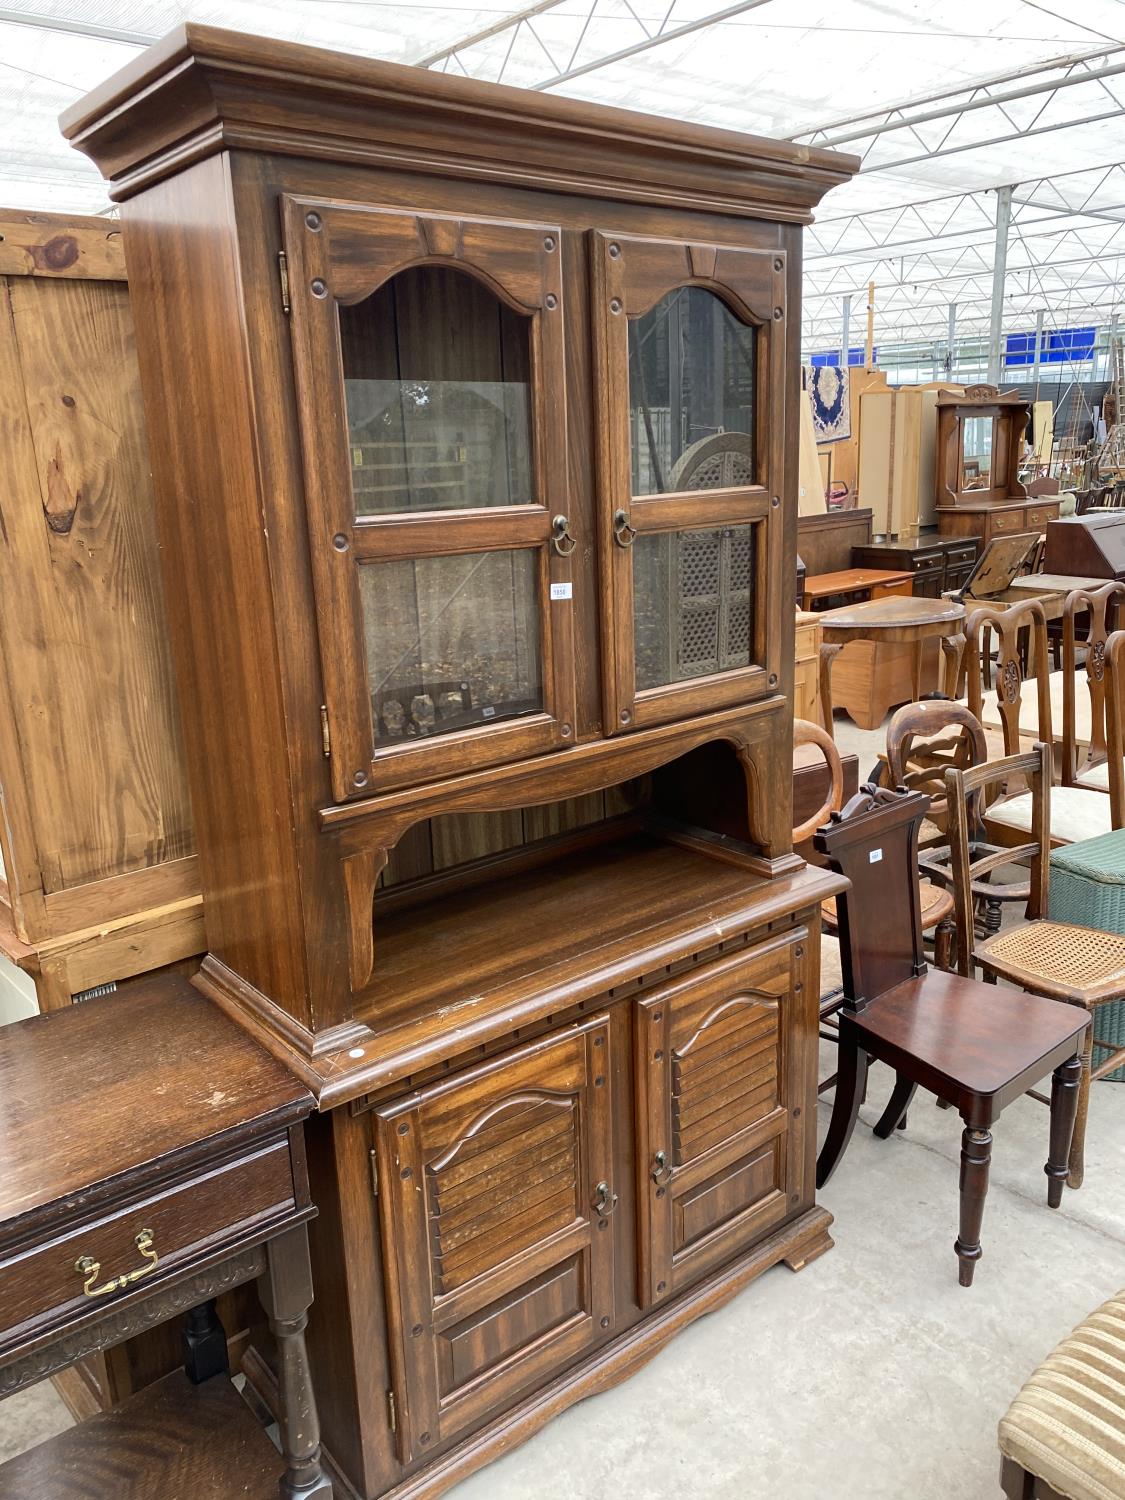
988,509,1025,535
0,1139,296,1345
1026,503,1059,529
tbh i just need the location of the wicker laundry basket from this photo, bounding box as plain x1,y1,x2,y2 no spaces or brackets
1049,828,1125,1080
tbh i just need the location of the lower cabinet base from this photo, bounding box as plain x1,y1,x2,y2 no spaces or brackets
250,1205,833,1500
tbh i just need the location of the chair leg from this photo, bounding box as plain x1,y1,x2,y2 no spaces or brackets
816,1029,868,1189
873,1073,918,1139
1067,1025,1094,1191
1046,1052,1083,1208
955,1125,992,1287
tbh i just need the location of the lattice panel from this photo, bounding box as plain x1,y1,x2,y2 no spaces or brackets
671,997,779,1166
427,1097,579,1294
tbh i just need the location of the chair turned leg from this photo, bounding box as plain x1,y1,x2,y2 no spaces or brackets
1046,1052,1083,1207
955,1126,992,1287
816,1029,868,1189
873,1073,917,1139
933,916,955,973
1068,1025,1094,1191
258,1225,333,1500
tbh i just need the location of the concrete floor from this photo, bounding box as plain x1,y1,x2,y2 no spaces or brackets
3,707,1122,1497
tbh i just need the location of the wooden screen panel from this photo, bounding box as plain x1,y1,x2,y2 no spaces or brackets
373,1017,614,1462
634,933,805,1308
0,272,192,915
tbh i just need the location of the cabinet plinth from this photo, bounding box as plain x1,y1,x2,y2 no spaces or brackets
64,26,856,1500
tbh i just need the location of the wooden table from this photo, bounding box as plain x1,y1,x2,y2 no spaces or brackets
818,595,967,731
0,975,332,1500
801,566,914,610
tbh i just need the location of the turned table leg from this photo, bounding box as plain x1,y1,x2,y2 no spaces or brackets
258,1225,333,1499
1068,1025,1094,1191
955,1125,992,1287
1047,1051,1083,1206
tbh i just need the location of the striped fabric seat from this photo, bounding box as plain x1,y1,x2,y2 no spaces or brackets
999,1291,1125,1500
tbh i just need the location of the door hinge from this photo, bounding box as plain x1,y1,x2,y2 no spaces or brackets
368,1146,379,1196
386,1389,397,1435
278,250,291,315
320,704,331,758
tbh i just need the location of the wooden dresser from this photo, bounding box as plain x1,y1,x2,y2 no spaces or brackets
933,384,1058,545
852,530,979,597
63,27,854,1499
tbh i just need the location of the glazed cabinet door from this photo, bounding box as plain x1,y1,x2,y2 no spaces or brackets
634,931,810,1308
372,1017,615,1463
283,196,576,799
592,232,788,733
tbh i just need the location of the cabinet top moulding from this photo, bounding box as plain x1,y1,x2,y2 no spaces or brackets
59,23,857,219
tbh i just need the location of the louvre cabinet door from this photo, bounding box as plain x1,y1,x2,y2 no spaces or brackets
590,231,788,733
373,1018,614,1463
283,195,576,799
634,932,809,1308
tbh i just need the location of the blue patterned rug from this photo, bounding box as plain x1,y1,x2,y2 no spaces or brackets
807,365,851,442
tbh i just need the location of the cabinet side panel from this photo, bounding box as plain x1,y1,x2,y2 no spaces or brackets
120,155,313,1029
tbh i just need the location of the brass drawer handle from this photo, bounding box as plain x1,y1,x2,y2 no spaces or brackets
612,509,637,548
75,1229,158,1298
651,1150,673,1186
592,1181,618,1217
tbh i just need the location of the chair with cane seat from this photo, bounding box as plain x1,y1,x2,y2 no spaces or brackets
946,743,1125,1191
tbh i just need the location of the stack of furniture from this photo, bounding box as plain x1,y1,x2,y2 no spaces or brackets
62,27,856,1497
0,208,201,1014
935,385,1058,546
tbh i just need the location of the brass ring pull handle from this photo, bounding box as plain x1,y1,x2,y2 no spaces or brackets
592,1181,618,1218
75,1229,158,1298
612,509,637,548
551,514,577,557
651,1150,673,1186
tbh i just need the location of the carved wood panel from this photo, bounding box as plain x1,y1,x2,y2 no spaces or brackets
634,934,803,1309
372,1016,613,1462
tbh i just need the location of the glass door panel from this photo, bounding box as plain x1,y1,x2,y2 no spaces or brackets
340,268,534,516
283,197,575,799
592,231,783,733
629,287,756,496
633,526,754,690
360,550,542,743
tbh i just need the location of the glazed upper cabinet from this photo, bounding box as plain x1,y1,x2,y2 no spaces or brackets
593,233,786,733
371,1018,614,1463
283,197,577,799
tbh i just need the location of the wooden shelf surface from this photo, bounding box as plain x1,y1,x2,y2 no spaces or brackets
0,1371,282,1499
328,834,843,1101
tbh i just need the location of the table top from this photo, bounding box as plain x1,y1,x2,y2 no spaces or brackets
0,974,311,1233
1007,573,1111,594
803,567,914,600
819,594,966,638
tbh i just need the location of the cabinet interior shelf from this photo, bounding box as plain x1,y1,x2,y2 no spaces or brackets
353,831,814,1082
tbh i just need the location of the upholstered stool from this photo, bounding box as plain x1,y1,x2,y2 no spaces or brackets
999,1289,1125,1499
1050,830,1125,1080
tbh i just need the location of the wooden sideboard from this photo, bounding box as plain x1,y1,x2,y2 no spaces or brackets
933,384,1058,544
63,27,855,1498
0,209,202,1011
852,531,979,597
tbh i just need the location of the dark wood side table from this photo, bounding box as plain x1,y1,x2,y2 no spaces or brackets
0,975,331,1500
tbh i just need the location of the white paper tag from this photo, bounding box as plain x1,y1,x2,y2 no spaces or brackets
869,848,883,864
550,582,573,600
